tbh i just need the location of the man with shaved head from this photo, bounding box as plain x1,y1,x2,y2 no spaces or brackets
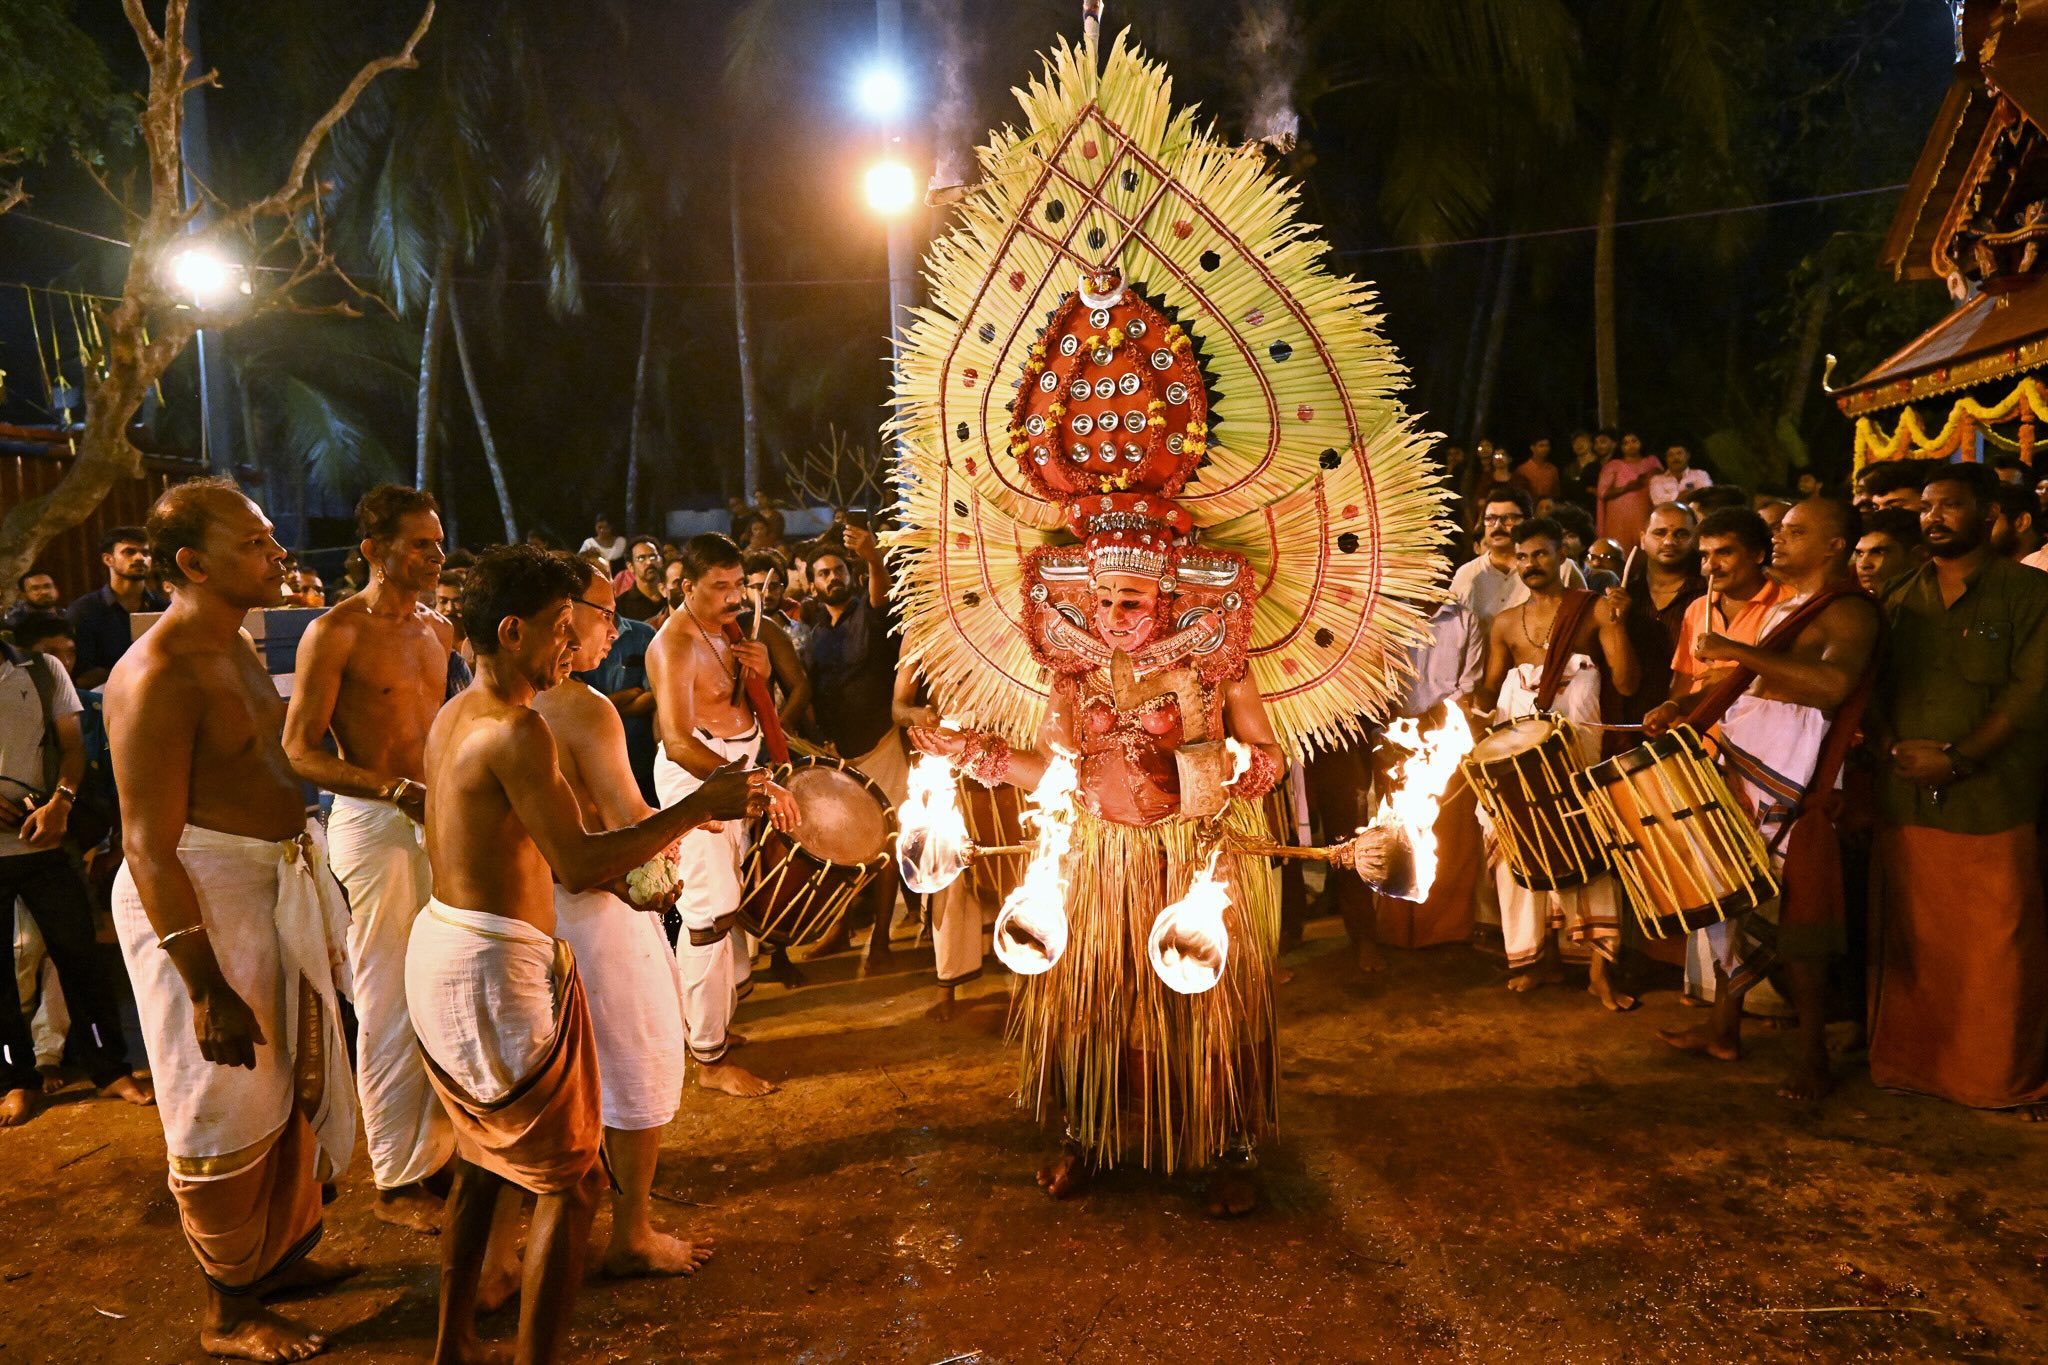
105,478,359,1361
1646,497,1878,1100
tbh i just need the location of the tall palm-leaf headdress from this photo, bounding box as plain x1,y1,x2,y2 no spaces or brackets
889,26,1448,759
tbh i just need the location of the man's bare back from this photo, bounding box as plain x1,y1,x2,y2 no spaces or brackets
108,622,304,842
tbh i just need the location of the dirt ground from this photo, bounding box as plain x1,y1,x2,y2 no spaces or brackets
4,918,2046,1364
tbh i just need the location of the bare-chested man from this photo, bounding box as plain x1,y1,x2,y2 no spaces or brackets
1476,517,1639,1010
404,545,773,1365
107,479,360,1362
533,562,792,1277
1645,499,1879,1099
283,485,454,1233
647,533,788,1097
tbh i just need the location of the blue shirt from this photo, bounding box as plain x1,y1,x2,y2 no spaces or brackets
67,583,167,681
574,617,658,803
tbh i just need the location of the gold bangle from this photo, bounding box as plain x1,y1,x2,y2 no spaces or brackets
157,924,207,951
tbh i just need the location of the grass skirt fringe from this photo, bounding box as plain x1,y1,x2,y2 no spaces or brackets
1009,800,1280,1174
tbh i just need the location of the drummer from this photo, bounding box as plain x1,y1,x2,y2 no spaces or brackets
1477,518,1640,1010
1643,499,1877,1100
646,534,784,1098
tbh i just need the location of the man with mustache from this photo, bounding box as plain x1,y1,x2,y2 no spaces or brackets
1867,463,2048,1117
1476,518,1639,1009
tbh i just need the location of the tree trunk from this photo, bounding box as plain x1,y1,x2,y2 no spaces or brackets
446,288,518,544
1454,242,1497,442
1592,130,1627,430
730,150,764,504
625,285,654,531
1780,252,1839,432
415,240,452,494
1470,237,1518,447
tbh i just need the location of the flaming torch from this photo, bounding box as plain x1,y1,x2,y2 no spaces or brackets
1149,850,1231,994
1356,710,1473,901
896,752,973,894
992,752,1080,975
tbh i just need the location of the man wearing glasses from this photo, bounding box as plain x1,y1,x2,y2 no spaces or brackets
1452,487,1534,635
616,537,669,623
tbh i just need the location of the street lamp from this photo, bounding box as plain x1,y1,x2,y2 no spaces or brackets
853,62,909,120
863,158,918,217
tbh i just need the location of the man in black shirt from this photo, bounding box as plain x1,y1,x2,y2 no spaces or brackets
67,526,168,688
799,525,906,966
615,536,670,622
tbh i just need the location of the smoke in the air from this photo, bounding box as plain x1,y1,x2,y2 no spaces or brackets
1231,0,1303,151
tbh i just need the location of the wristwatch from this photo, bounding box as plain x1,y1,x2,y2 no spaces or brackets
1940,744,1980,781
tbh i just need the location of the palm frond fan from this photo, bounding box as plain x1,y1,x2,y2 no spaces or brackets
889,27,1449,759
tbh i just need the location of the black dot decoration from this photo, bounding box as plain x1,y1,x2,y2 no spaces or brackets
1045,200,1067,223
952,500,969,518
963,591,981,607
1314,627,1335,648
1086,227,1107,250
1199,250,1221,272
1269,340,1293,363
1318,448,1341,470
977,321,996,343
1337,532,1361,554
956,422,971,442
1120,169,1140,192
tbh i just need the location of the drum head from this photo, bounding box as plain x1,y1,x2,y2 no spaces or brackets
1470,716,1559,763
786,766,888,866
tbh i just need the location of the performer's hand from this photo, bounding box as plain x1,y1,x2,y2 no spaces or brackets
765,779,801,832
844,524,882,564
1596,586,1631,627
908,725,970,761
1641,700,1682,738
191,979,266,1070
0,793,25,830
694,759,771,824
18,798,67,850
1889,740,1954,787
731,639,771,681
397,782,427,825
1692,631,1740,664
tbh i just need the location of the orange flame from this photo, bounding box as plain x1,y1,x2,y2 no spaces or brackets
1368,710,1473,901
992,751,1079,975
895,752,973,894
1149,850,1232,994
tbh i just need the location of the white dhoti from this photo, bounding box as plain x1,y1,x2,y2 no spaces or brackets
655,729,762,1065
933,880,991,986
1684,692,1831,998
327,795,453,1189
1489,657,1621,967
113,824,357,1184
405,901,558,1105
553,885,687,1130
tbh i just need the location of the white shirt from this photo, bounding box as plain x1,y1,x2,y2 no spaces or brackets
0,651,83,859
1648,468,1712,506
579,535,628,564
1449,555,1528,634
1399,601,1484,717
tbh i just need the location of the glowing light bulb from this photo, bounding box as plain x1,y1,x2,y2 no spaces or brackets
863,159,918,217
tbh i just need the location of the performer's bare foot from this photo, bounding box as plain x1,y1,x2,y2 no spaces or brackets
1678,994,1711,1009
1657,1023,1741,1063
1202,1168,1260,1219
696,1058,776,1097
1353,940,1387,974
37,1065,66,1095
926,986,959,1022
475,1264,520,1316
264,1256,362,1299
1506,963,1563,993
1778,1058,1833,1102
98,1071,156,1106
767,947,808,988
724,1032,749,1049
1272,964,1296,986
200,1304,327,1362
803,927,853,960
601,1231,716,1279
1035,1148,1090,1200
2015,1103,2048,1123
431,1330,513,1365
372,1183,444,1234
0,1088,35,1126
1588,957,1637,1012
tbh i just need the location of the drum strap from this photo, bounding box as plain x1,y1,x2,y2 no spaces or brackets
686,911,744,946
1533,589,1597,710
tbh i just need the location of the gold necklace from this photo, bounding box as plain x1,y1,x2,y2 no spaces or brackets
688,612,735,686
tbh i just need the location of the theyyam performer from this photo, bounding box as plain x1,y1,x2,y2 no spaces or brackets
892,20,1445,1216
107,479,360,1363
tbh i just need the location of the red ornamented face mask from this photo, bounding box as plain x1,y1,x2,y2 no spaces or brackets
1093,576,1160,652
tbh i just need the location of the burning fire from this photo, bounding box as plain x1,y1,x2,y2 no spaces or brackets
1149,850,1231,994
896,752,973,895
992,751,1080,976
1364,710,1473,902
